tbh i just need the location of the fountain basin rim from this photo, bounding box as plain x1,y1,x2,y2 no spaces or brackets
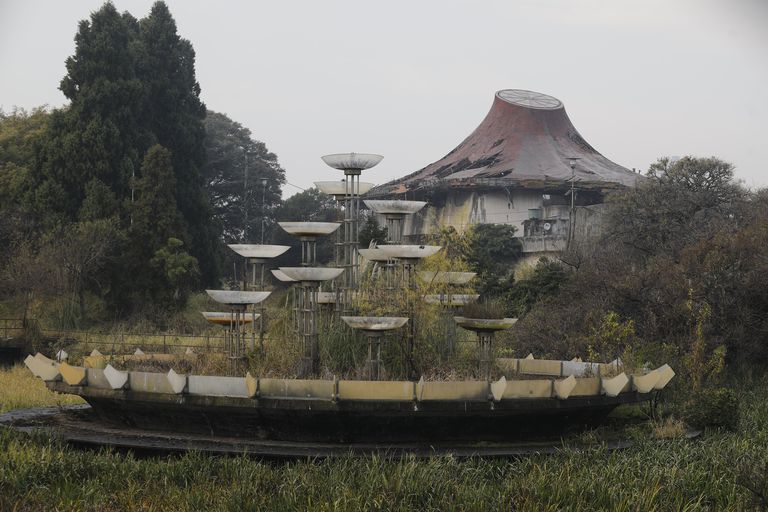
454,317,518,331
341,316,409,331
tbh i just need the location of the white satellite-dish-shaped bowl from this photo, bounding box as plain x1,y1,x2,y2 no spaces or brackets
278,267,344,282
315,181,375,196
202,312,259,325
358,248,391,262
206,290,271,306
227,244,290,259
364,200,427,215
321,153,383,171
453,317,518,332
271,269,296,282
423,294,480,306
278,222,340,237
341,316,409,332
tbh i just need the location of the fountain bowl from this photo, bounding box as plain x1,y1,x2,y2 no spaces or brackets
315,181,375,197
418,271,477,285
278,267,344,282
342,316,409,332
453,317,518,332
206,290,272,306
202,312,259,326
364,200,427,215
377,245,442,260
358,248,391,262
227,244,290,260
270,269,296,282
321,153,383,171
423,294,480,306
278,222,340,237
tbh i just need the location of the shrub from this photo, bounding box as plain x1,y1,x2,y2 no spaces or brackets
682,386,740,431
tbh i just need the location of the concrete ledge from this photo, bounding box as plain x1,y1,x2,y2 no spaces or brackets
85,368,112,389
572,377,601,397
129,371,179,394
654,364,675,390
518,359,563,377
632,370,661,393
338,380,415,401
24,354,61,382
258,378,334,400
504,379,553,399
417,380,489,401
60,362,87,386
602,373,629,397
83,355,107,369
103,365,129,390
554,376,576,399
188,375,249,398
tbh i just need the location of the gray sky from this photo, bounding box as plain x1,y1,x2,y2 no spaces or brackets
2,0,767,195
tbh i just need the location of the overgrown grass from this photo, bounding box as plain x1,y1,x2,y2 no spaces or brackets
1,365,767,510
0,365,84,413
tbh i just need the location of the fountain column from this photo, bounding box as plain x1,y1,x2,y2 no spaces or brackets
321,154,383,313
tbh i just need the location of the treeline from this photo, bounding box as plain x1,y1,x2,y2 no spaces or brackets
506,156,768,366
0,2,285,326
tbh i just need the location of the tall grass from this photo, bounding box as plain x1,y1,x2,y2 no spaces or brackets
0,365,84,413
1,365,767,510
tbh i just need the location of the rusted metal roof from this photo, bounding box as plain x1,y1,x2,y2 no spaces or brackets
370,89,639,196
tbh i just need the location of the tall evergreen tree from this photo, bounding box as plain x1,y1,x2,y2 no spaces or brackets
137,2,219,285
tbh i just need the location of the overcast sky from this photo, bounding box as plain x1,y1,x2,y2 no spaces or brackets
2,0,767,195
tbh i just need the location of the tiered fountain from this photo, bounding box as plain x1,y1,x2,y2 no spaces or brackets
226,244,290,352
204,290,271,375
278,221,343,376
341,316,408,380
320,153,383,313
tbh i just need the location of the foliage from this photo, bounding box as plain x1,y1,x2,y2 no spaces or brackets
461,298,508,319
150,238,200,310
202,110,285,243
505,257,567,316
464,223,522,296
682,387,740,431
358,213,388,248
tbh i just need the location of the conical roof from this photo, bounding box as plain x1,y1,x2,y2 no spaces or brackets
372,89,638,196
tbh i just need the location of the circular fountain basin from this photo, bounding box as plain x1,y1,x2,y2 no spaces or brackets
278,267,344,282
418,271,477,285
423,294,480,306
315,181,375,197
317,292,337,304
453,317,518,332
364,200,427,215
206,290,272,306
271,269,296,282
358,248,391,262
227,244,291,259
321,153,383,171
202,312,259,326
341,316,409,332
377,245,442,260
278,222,340,237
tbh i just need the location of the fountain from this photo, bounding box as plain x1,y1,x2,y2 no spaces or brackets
227,244,290,352
342,316,408,380
454,317,518,380
321,153,383,312
205,290,271,375
279,267,344,376
364,200,426,244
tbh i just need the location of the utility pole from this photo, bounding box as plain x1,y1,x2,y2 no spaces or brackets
566,157,580,250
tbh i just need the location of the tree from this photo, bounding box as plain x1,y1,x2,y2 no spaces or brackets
358,213,387,248
202,111,285,243
150,237,200,309
605,156,744,259
465,224,522,296
137,2,219,285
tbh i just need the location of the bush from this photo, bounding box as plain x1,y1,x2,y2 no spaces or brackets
682,387,740,431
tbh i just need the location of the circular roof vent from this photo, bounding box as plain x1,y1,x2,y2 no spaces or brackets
496,89,562,110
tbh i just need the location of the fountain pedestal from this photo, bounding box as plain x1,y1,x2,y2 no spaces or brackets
341,316,409,380
454,317,518,380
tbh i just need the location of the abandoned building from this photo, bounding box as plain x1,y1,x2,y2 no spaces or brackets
367,89,640,258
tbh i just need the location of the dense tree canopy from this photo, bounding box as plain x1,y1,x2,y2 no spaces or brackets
202,111,285,243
